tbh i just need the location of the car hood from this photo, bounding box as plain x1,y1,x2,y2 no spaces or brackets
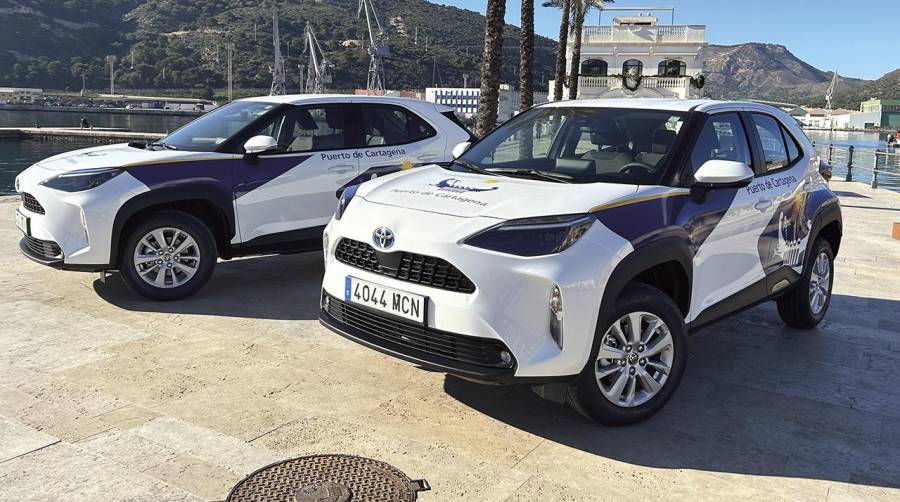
357,165,639,220
26,142,219,174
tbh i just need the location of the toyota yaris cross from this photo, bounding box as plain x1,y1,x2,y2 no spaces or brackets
14,95,471,300
319,99,842,424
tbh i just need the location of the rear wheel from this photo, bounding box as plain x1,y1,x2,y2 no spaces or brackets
119,211,216,301
574,283,687,425
777,238,834,329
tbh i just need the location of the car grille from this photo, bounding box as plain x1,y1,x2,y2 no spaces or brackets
334,238,476,293
323,294,513,369
21,193,45,215
23,235,62,259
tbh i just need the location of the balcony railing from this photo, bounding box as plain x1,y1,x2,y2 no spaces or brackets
578,75,692,90
581,25,706,44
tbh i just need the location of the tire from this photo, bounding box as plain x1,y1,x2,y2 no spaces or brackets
118,211,217,301
574,283,688,426
776,238,834,329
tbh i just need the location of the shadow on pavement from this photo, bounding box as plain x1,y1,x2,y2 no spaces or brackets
93,251,324,321
444,294,900,490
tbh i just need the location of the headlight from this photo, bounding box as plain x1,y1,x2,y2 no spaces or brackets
335,184,359,221
464,214,594,257
40,167,123,192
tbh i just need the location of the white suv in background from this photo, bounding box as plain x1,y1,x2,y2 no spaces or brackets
15,95,472,300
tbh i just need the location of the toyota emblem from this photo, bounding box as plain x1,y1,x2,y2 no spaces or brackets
372,227,395,250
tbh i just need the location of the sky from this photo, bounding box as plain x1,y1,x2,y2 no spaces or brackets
432,0,897,80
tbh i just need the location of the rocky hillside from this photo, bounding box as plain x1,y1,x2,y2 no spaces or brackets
0,0,557,93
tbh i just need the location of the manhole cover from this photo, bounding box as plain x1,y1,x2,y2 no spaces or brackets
226,454,430,502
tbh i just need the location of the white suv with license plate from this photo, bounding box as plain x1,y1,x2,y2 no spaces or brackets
319,99,842,425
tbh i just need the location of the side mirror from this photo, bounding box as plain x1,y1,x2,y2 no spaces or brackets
451,141,471,159
243,135,278,155
693,159,754,189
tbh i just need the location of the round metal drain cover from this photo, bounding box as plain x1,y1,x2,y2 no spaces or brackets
226,454,430,502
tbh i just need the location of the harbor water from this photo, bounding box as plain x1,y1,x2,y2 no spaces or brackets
0,109,898,195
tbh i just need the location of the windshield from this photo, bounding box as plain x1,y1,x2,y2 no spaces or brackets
456,106,687,185
160,101,277,151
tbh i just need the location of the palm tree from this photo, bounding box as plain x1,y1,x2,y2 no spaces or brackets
543,0,571,101
568,0,611,100
519,0,534,112
475,0,506,137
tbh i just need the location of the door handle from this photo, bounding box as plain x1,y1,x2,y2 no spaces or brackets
754,197,773,212
329,164,355,173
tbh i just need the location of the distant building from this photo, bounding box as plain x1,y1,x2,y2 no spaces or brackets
792,107,854,129
850,99,900,130
425,84,548,122
0,87,42,104
550,9,707,100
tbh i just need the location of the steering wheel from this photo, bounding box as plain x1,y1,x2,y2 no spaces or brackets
617,161,656,177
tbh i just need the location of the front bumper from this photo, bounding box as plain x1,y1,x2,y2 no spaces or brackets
319,200,633,380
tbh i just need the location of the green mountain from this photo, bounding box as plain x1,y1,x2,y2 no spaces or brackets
0,0,558,93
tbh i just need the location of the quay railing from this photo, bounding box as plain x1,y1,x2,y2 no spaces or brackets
813,143,900,190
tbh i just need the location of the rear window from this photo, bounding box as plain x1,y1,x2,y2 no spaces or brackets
441,111,477,141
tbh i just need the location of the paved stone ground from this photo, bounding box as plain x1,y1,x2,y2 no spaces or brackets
1,180,899,502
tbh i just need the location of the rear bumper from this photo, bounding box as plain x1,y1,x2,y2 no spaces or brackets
319,294,571,384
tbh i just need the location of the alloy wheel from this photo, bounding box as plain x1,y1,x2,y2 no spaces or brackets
133,227,201,289
595,311,674,408
809,251,831,315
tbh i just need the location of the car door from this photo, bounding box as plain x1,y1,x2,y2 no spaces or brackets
354,103,445,181
748,113,812,281
233,103,359,244
683,112,773,320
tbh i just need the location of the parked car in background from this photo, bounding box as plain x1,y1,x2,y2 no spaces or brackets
14,95,472,300
319,99,842,425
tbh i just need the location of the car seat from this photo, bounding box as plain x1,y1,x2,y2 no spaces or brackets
311,108,346,150
579,129,633,174
635,129,676,167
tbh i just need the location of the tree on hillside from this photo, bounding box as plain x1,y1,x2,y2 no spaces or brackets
568,0,611,100
544,0,571,101
475,0,507,136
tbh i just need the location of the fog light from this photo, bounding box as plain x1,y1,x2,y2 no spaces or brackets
549,285,563,349
322,294,331,310
499,350,512,367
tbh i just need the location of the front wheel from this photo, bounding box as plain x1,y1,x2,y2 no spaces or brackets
118,211,217,301
776,238,834,329
574,283,688,425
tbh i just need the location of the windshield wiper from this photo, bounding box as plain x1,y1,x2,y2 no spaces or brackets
147,141,177,151
450,159,509,178
485,167,574,184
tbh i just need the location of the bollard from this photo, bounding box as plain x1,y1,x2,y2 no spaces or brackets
871,152,879,189
828,144,834,163
846,145,854,182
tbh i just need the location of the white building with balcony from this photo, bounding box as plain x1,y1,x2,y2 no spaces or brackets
425,84,548,122
550,9,707,100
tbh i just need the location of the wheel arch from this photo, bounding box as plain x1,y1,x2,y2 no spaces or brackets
808,198,842,260
111,185,235,268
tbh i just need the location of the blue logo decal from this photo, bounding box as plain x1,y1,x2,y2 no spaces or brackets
344,276,352,302
432,178,499,193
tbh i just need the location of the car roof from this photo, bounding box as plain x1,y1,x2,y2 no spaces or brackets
239,94,451,111
538,98,784,115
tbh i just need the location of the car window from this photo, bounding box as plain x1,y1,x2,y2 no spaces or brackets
361,105,436,147
250,105,347,153
689,113,752,173
162,101,276,151
751,114,789,171
457,107,687,185
782,126,802,164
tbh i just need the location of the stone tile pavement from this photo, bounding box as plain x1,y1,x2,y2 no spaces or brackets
0,180,898,501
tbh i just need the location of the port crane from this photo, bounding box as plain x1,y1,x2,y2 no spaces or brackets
302,22,333,94
358,0,389,94
825,71,839,130
269,1,286,96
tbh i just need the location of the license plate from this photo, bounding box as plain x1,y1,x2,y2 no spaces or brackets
345,276,426,324
15,209,29,236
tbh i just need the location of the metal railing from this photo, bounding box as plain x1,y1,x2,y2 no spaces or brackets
581,25,706,44
813,143,900,190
